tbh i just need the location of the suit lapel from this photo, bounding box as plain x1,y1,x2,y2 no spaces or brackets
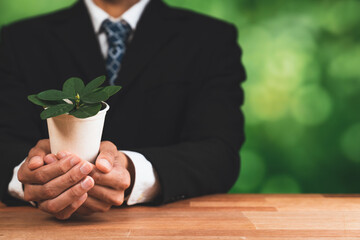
116,0,180,88
51,0,106,83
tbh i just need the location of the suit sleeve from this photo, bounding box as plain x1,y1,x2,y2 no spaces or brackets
134,25,246,204
0,26,42,205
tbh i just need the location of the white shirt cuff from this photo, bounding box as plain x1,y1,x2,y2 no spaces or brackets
8,159,25,200
121,150,160,205
8,152,161,207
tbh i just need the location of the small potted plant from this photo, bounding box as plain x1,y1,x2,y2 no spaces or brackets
28,76,121,163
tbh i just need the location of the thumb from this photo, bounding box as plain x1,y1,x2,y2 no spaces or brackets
27,139,51,170
95,141,117,173
28,156,44,170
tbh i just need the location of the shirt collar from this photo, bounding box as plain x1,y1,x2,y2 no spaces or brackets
84,0,150,33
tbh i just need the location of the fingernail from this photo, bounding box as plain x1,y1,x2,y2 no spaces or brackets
80,162,92,174
57,151,71,159
46,155,57,164
98,159,111,171
28,156,42,168
70,156,80,167
30,156,42,163
81,177,94,189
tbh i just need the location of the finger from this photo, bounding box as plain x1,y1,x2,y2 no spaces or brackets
44,154,58,165
88,185,124,206
27,156,44,170
90,166,130,190
95,141,118,173
28,139,51,159
27,139,51,170
81,195,112,213
38,176,94,215
56,151,71,160
54,193,88,220
19,154,81,185
25,160,93,201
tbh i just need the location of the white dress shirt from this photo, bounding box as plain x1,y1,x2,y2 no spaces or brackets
8,0,160,206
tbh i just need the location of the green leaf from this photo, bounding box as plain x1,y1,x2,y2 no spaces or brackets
69,103,102,118
40,103,75,120
103,86,122,97
28,94,48,107
81,90,108,103
93,87,103,92
62,77,85,96
28,94,65,107
37,90,71,101
82,75,106,96
30,76,118,120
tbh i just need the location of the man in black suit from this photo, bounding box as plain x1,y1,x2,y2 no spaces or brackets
0,0,245,219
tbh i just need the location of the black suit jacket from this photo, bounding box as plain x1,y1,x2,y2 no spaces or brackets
0,0,246,205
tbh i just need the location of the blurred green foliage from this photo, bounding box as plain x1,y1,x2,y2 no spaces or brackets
1,0,359,193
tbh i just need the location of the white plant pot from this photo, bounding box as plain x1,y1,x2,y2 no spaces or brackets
46,102,109,163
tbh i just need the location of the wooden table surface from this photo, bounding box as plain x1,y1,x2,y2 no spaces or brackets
1,194,359,239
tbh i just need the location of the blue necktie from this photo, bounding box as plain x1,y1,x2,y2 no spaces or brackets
101,19,132,85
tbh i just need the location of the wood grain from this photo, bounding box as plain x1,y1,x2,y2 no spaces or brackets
1,194,359,239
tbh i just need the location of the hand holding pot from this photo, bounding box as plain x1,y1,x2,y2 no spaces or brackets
76,141,135,215
18,139,95,220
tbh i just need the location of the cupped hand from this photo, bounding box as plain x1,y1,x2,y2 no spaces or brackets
76,141,134,215
18,139,95,219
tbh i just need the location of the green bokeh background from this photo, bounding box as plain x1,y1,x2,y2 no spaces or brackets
1,0,359,193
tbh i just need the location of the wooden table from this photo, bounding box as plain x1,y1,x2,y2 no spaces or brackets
1,194,359,239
